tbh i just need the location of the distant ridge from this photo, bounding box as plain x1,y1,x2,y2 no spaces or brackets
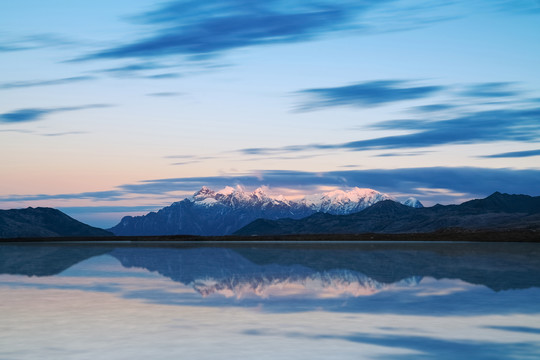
234,192,540,235
0,207,112,238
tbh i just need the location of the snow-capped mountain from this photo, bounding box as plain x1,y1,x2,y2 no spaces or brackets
301,188,392,214
109,186,404,236
401,197,424,208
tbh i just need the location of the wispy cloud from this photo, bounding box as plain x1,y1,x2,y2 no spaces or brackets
3,167,538,205
2,167,539,211
296,80,444,110
241,107,540,154
459,82,522,98
0,190,125,202
0,33,75,52
0,104,112,123
413,104,459,113
0,76,96,90
481,149,540,158
147,92,183,97
144,73,181,79
0,129,33,134
41,131,88,137
101,62,166,74
65,0,540,65
77,0,386,62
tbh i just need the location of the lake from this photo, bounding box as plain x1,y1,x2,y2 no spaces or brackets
1,241,540,359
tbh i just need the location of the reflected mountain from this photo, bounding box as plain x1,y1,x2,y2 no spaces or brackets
0,244,111,276
1,243,539,295
110,247,421,298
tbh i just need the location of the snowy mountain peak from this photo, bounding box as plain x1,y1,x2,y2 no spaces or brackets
402,197,424,208
190,185,396,214
193,186,216,199
216,185,238,196
301,187,392,214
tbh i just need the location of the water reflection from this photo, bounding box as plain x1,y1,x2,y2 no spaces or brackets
1,242,540,359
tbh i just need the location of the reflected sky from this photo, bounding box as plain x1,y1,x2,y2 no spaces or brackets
1,242,539,359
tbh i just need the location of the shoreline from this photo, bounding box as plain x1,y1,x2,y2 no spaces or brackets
1,229,539,243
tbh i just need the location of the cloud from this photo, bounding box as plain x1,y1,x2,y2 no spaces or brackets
101,62,167,74
144,73,181,79
0,190,126,203
481,149,540,158
297,80,444,110
41,131,88,137
0,129,33,134
78,0,385,61
2,167,539,208
0,33,75,52
460,82,522,98
242,107,540,153
0,104,112,123
376,151,431,157
66,0,540,64
0,76,96,90
413,104,458,113
147,92,183,97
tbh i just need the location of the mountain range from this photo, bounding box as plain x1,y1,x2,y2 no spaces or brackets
109,186,410,236
0,207,112,238
1,189,538,239
235,192,540,236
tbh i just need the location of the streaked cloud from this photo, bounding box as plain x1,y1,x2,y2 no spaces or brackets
74,0,539,64
3,167,538,205
144,73,181,79
241,107,540,154
0,104,112,123
41,131,88,137
0,33,75,52
413,104,459,113
481,149,540,158
78,0,386,61
297,80,444,110
147,92,183,97
459,82,522,98
0,76,96,90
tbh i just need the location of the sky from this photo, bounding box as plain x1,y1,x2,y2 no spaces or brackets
1,0,540,228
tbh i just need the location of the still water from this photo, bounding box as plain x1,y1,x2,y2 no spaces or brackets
1,242,540,359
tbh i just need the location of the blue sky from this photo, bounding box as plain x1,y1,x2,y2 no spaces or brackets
1,0,540,227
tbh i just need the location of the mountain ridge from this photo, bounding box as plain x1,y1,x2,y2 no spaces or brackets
235,192,540,236
0,207,113,238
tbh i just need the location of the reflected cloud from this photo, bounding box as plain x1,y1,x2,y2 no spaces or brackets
326,333,540,360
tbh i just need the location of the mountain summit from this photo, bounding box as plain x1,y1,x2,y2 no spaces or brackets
109,186,398,236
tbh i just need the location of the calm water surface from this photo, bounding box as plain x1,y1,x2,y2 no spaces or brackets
1,242,540,359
